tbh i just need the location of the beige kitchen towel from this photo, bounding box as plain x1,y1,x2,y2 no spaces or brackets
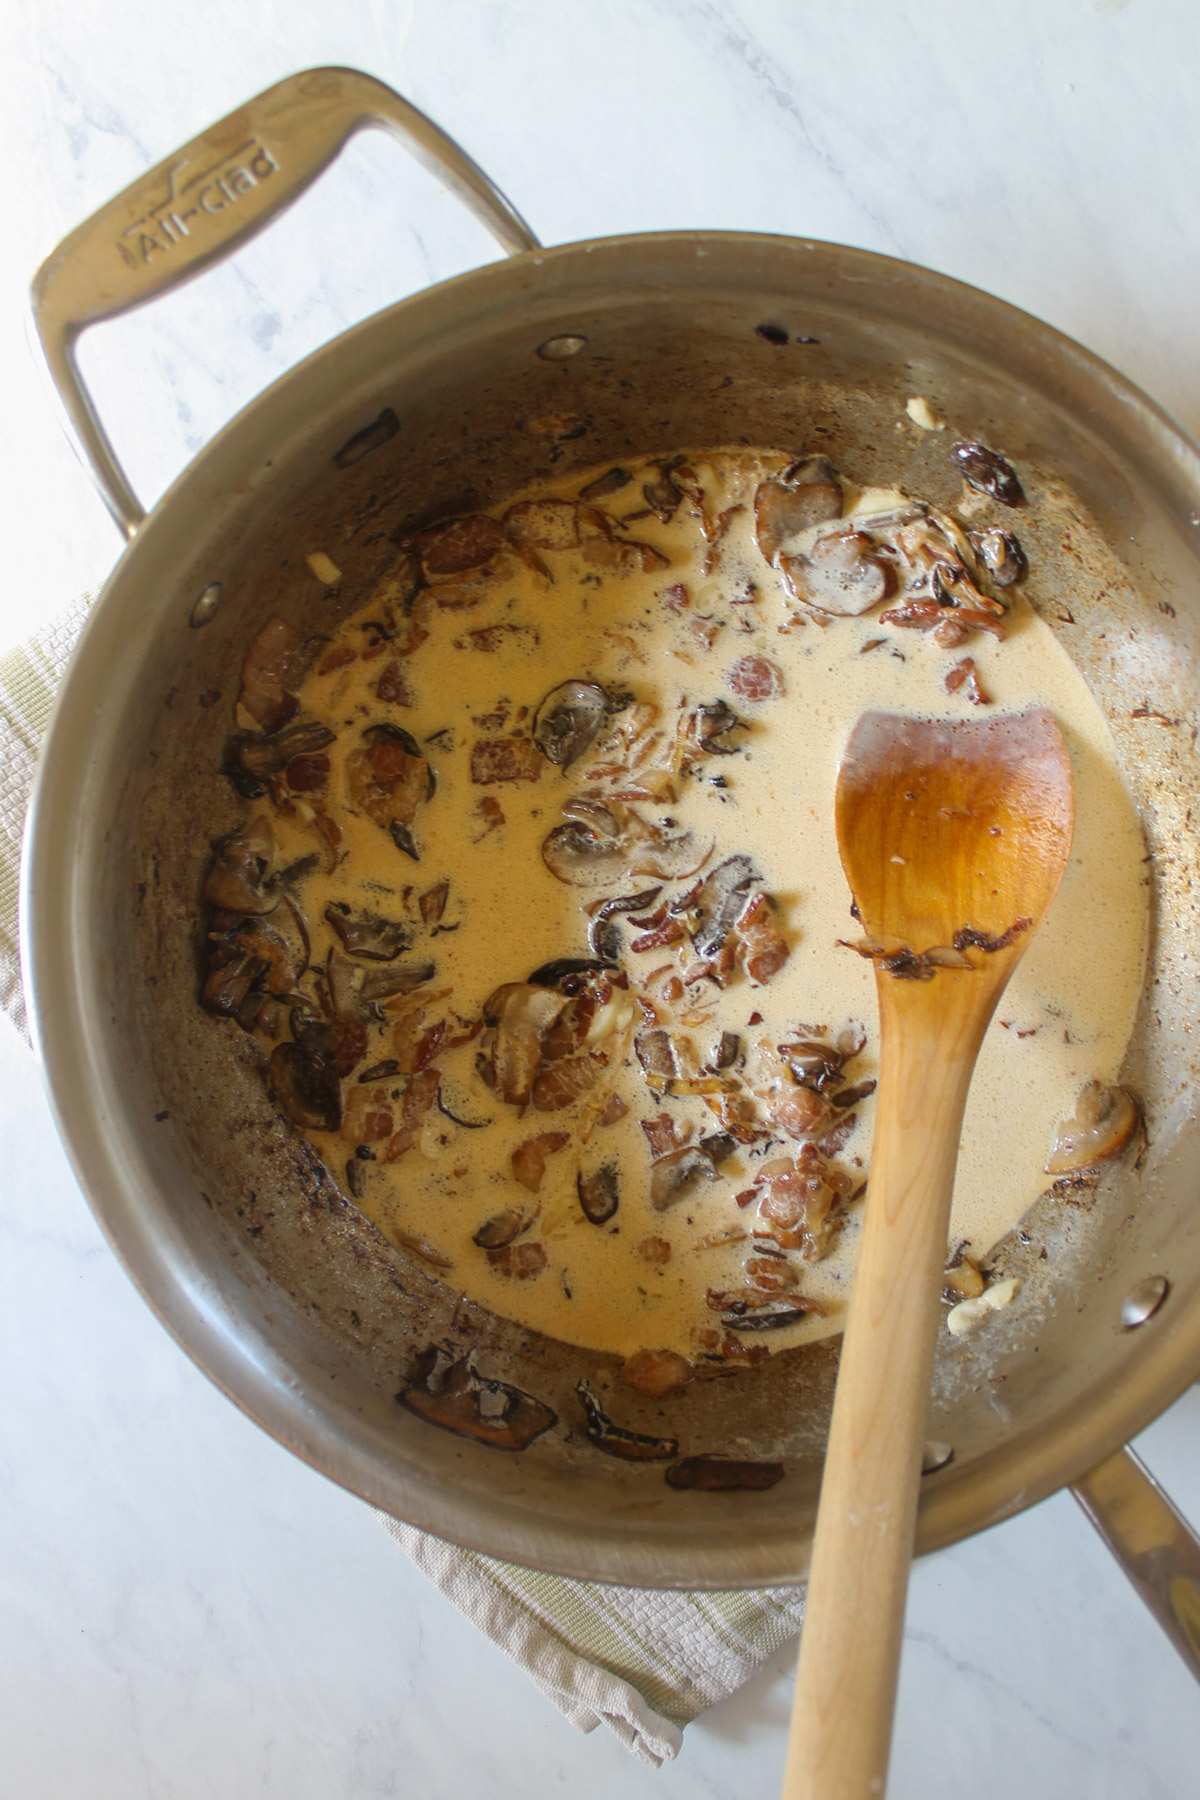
0,598,805,1767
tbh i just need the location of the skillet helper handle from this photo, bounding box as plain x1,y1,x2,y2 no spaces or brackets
783,1015,976,1800
30,65,541,540
1073,1445,1200,1683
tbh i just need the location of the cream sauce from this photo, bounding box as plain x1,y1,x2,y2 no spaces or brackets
257,449,1148,1364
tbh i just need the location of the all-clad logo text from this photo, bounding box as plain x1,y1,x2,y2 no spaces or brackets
118,140,279,266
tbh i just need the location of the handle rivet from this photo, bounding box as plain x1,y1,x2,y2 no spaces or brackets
190,583,223,628
1121,1275,1169,1329
536,334,587,362
921,1441,954,1474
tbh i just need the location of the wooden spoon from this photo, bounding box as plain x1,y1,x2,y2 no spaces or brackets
783,708,1074,1800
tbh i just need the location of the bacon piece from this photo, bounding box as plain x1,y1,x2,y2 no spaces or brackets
238,616,309,732
640,1113,681,1160
486,1242,548,1279
735,892,789,984
659,582,690,613
943,656,992,706
630,918,684,954
511,1131,571,1192
412,514,506,576
470,737,543,785
727,654,782,701
285,753,329,792
383,1067,442,1161
375,660,415,705
582,538,670,576
340,1084,394,1144
531,1053,602,1112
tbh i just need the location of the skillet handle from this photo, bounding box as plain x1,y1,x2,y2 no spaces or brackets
1072,1446,1200,1683
29,66,541,540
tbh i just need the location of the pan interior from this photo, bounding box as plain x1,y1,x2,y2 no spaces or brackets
31,235,1200,1586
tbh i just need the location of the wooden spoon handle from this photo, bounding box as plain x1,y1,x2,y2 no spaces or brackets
782,1010,978,1800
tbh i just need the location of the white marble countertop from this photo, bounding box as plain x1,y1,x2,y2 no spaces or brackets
4,3,1200,1795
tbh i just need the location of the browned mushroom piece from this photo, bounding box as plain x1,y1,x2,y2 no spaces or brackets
418,880,449,924
575,1379,679,1462
972,527,1028,587
203,817,277,914
324,904,413,961
540,809,637,889
780,530,896,616
780,1039,846,1093
233,895,310,993
631,822,714,882
485,982,568,1106
227,718,337,794
326,951,436,1024
503,497,583,551
665,1456,784,1492
754,459,844,562
642,462,684,523
878,599,1007,641
346,724,434,848
268,1041,342,1132
953,442,1026,507
1045,1081,1141,1175
399,1347,557,1451
715,1297,818,1331
577,1163,619,1225
238,615,316,732
411,514,507,576
686,854,757,959
202,952,263,1017
650,1143,723,1211
486,1241,548,1279
578,467,632,502
532,680,627,769
531,1053,603,1113
472,1209,528,1249
582,537,670,577
620,1348,694,1397
685,699,743,760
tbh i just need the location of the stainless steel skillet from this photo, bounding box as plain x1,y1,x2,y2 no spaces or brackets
22,70,1200,1663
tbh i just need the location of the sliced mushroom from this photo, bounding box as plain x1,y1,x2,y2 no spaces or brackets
780,1039,846,1093
576,1379,679,1462
541,813,629,888
327,951,435,1024
754,460,844,561
203,817,277,914
485,982,568,1106
688,699,743,757
620,1348,693,1397
268,1042,342,1132
229,717,336,783
584,888,665,959
399,1348,557,1451
473,1209,528,1249
665,1456,784,1492
953,442,1025,507
716,1298,817,1331
650,1143,722,1211
233,895,310,993
629,822,714,882
973,526,1028,587
577,1163,619,1224
1045,1081,1140,1175
687,854,757,959
324,904,413,961
781,531,896,616
202,952,263,1017
532,680,625,769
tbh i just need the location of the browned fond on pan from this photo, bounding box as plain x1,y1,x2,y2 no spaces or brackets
27,234,1200,1586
